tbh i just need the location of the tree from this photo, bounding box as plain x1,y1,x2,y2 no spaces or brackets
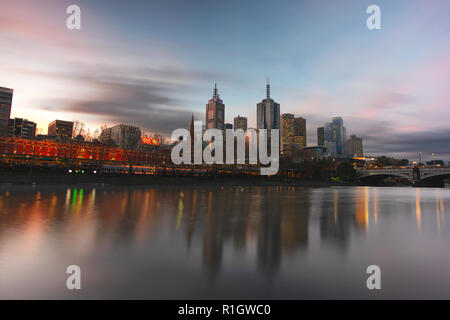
337,161,357,183
63,120,86,165
72,120,86,139
117,125,142,175
375,156,392,167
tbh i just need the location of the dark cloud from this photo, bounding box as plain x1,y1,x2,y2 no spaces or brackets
363,127,450,162
302,112,450,161
30,63,238,135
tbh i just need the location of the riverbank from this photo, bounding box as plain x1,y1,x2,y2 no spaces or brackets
0,173,352,187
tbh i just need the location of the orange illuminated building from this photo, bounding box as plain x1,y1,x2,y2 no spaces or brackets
0,137,171,166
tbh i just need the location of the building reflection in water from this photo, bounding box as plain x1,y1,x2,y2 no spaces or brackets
416,188,422,232
319,188,353,250
354,187,370,230
0,184,448,293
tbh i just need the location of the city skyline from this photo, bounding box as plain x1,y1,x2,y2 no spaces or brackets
1,0,449,161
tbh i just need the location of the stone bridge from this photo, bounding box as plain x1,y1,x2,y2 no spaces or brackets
356,168,450,187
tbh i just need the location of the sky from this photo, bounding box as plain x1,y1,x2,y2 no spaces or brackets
1,0,449,162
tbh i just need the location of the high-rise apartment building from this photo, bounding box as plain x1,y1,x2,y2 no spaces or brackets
206,84,225,130
0,87,13,137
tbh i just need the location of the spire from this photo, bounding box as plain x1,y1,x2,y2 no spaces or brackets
266,77,270,99
213,83,219,98
190,113,194,135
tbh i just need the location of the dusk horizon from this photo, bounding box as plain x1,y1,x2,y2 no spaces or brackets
1,0,449,163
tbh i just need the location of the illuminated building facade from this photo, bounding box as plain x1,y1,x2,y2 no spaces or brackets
48,120,74,141
0,137,171,167
281,114,306,156
281,114,294,155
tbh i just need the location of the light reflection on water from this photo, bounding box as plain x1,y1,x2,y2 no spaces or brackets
0,185,449,299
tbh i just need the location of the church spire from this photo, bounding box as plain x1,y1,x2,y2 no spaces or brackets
190,113,194,134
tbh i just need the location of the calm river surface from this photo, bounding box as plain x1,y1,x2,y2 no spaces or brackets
0,185,449,299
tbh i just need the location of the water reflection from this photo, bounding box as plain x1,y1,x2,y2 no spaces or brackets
0,186,449,299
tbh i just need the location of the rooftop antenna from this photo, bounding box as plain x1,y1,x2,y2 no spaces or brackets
213,83,218,98
266,77,270,99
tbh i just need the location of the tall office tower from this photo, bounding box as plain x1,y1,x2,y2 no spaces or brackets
233,115,248,131
8,118,36,139
257,79,280,131
48,120,74,140
206,84,225,130
257,79,280,153
0,87,13,137
317,127,325,146
281,114,307,156
320,122,339,156
293,117,306,147
331,117,346,155
346,134,363,157
281,114,294,155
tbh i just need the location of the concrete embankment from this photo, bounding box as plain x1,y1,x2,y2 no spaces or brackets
0,173,343,187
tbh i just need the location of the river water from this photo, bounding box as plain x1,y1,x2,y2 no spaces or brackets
0,185,449,299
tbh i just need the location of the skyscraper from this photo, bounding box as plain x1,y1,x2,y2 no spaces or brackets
281,114,307,156
319,118,346,156
281,114,294,155
257,79,280,152
331,117,346,155
233,115,248,131
206,84,225,131
0,87,13,137
317,127,324,146
293,117,306,147
257,79,280,131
